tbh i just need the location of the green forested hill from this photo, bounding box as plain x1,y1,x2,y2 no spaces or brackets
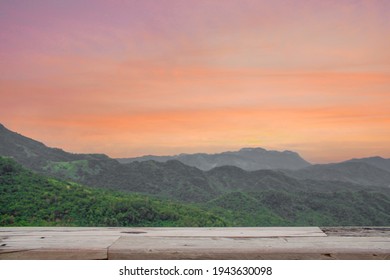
1,156,390,227
0,157,227,227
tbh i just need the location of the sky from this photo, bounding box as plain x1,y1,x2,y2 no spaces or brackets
0,0,389,163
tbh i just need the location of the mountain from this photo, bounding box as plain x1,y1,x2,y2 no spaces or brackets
284,161,390,187
88,159,220,202
0,123,116,177
345,156,390,172
117,147,311,171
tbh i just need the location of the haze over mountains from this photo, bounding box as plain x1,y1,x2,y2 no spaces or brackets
118,148,390,188
1,123,390,226
117,147,311,171
1,123,390,192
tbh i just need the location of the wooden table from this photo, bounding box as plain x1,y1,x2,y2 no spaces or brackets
1,227,389,259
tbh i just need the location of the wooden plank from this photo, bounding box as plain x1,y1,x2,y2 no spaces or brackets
117,227,326,237
0,227,124,236
0,227,326,237
0,232,119,260
0,249,108,260
322,227,390,237
108,236,390,260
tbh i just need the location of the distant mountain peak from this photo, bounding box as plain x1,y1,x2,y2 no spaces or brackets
354,156,384,160
239,147,266,152
282,150,296,154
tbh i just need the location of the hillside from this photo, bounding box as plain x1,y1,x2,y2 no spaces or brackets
205,190,390,226
0,123,118,178
0,157,227,227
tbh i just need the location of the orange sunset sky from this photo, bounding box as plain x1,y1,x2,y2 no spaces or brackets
1,0,389,163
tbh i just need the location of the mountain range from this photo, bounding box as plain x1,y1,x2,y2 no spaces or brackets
117,147,311,171
1,122,390,226
1,123,390,193
2,123,390,198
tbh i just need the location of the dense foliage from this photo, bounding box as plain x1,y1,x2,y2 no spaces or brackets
0,157,227,227
205,190,390,226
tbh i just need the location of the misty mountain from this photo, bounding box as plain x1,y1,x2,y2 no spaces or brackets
344,156,390,172
117,147,311,171
284,161,390,187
